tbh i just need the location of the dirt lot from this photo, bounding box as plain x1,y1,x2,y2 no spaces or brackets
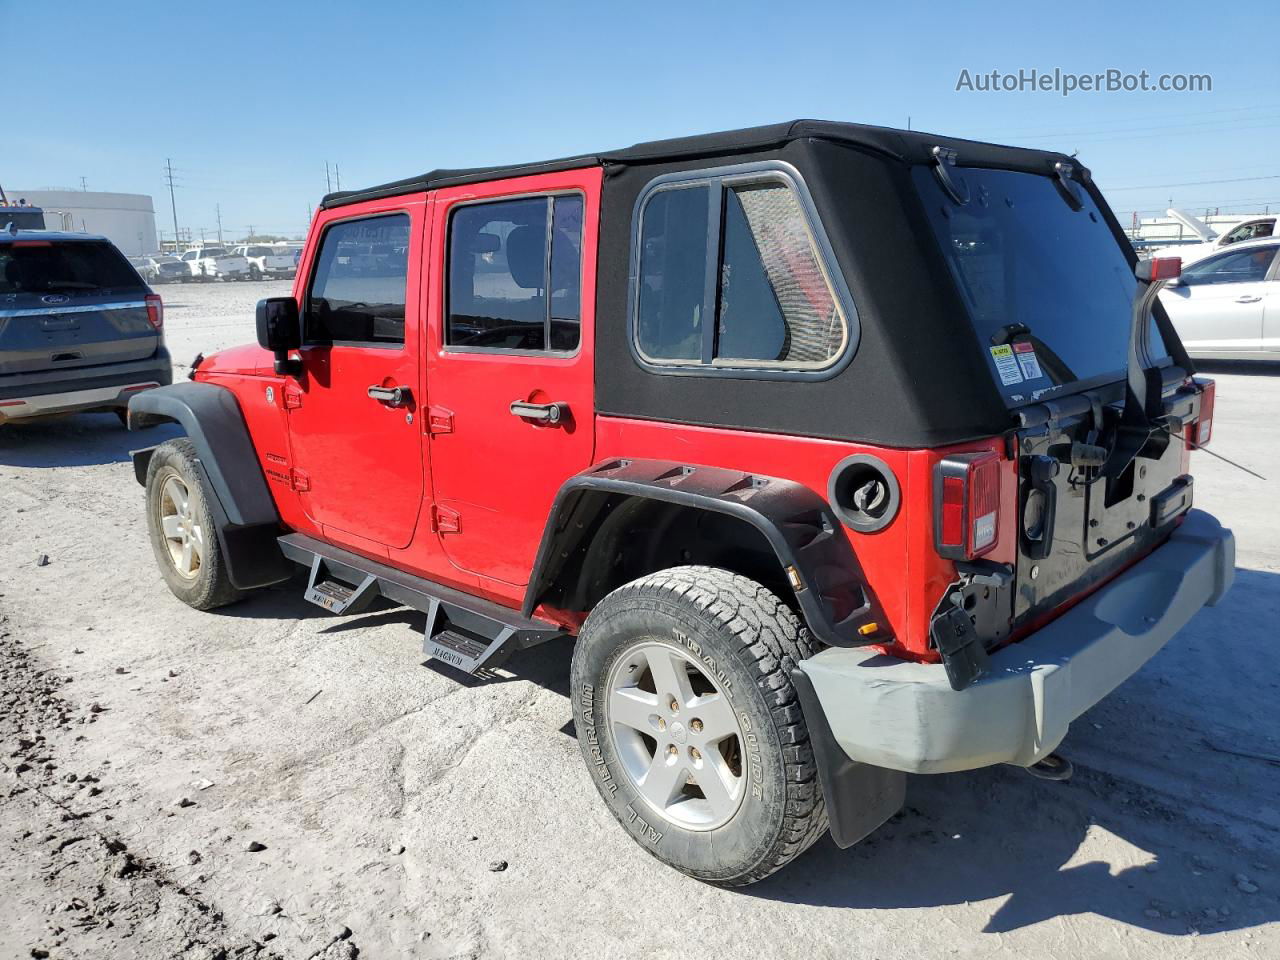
2,280,1278,959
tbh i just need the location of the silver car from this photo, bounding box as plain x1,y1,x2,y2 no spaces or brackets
1159,238,1280,361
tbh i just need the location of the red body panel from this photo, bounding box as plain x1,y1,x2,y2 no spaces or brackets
285,194,429,553
405,168,602,588
595,417,1013,658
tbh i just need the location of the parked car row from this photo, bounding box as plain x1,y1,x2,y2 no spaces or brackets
127,243,299,283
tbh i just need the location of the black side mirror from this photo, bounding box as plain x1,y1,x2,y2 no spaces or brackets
256,297,301,376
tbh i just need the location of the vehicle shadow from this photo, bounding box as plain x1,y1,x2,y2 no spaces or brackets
0,413,180,468
159,542,1280,938
740,566,1280,937
1194,358,1280,377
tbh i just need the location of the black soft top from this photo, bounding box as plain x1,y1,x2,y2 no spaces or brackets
319,119,1078,209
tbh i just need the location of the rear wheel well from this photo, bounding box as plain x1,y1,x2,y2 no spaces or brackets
539,493,799,618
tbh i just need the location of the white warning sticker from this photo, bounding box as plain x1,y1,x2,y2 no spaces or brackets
989,344,1024,385
1013,341,1044,380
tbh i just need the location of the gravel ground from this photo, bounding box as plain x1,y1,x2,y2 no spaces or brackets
1,280,1278,959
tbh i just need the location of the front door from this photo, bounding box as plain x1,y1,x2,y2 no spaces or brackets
426,169,601,586
287,201,426,552
1164,245,1278,355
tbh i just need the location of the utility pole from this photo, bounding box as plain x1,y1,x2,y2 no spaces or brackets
216,203,224,246
80,176,88,191
164,159,181,253
248,224,255,241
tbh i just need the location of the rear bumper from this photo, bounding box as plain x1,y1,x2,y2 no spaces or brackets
0,352,173,420
796,509,1235,775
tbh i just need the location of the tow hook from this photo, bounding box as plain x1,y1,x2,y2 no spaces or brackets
1025,752,1074,782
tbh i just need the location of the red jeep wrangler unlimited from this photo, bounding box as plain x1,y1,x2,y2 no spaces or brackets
128,121,1234,886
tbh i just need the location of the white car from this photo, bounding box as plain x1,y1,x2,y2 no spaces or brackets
232,244,296,281
1159,238,1280,360
179,246,250,281
1146,209,1278,265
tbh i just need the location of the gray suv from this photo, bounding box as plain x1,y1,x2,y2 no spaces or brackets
0,229,172,424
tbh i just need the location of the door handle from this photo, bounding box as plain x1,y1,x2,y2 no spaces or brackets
367,384,411,407
510,400,568,424
1235,295,1263,303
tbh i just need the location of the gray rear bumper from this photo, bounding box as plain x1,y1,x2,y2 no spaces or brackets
797,509,1235,775
0,352,173,418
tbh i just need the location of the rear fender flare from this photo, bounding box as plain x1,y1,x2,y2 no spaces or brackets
523,458,884,647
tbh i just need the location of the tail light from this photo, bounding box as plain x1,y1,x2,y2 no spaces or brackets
145,293,164,330
934,452,1001,560
1193,377,1215,446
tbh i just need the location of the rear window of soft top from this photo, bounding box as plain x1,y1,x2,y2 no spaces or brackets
0,241,147,297
913,165,1169,405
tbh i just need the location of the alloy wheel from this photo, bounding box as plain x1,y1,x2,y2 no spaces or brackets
606,642,746,831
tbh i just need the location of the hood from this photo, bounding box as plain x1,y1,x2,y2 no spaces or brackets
194,342,271,378
1166,208,1217,242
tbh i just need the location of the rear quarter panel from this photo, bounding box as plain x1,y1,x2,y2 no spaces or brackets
595,416,1014,658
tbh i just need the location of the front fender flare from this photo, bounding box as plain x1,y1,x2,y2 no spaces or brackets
128,381,292,590
524,458,883,648
128,381,276,527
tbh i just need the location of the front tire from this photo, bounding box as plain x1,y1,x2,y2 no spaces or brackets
144,438,244,610
570,566,827,886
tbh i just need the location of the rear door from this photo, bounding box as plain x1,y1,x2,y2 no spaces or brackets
285,200,426,552
426,168,601,587
0,239,156,375
1161,246,1279,355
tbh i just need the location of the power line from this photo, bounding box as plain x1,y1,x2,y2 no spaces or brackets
1106,174,1280,192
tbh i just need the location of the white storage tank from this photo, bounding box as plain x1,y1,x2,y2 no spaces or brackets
10,189,158,255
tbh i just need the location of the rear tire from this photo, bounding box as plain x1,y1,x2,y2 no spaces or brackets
570,566,827,886
249,265,262,281
144,438,244,610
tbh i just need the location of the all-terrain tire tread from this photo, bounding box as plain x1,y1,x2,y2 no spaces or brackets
586,565,828,886
146,438,244,611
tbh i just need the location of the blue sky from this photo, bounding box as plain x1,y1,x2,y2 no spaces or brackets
4,0,1277,242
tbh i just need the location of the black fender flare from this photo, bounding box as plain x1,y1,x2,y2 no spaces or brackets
523,458,884,648
128,381,292,590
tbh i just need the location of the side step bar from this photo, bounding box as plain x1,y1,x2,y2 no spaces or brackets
278,533,564,675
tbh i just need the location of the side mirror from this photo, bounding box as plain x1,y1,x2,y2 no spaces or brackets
256,297,302,375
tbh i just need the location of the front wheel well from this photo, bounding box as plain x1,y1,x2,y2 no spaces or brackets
535,493,800,620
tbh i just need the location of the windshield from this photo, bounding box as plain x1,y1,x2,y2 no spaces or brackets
913,165,1169,405
0,241,146,297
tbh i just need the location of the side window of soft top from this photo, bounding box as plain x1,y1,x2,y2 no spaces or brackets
304,213,411,347
631,164,852,377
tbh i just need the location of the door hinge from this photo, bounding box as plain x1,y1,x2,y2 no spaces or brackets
431,504,461,534
290,468,311,492
283,384,304,409
427,405,454,434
